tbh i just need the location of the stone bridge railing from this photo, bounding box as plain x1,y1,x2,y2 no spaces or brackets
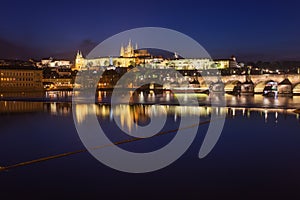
197,74,300,86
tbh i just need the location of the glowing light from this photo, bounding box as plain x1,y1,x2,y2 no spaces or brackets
166,92,170,102
139,92,145,103
264,110,268,123
247,109,250,118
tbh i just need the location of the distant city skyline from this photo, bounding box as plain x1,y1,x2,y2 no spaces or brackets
0,0,299,61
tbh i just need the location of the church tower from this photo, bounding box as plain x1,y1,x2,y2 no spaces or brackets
120,44,125,57
75,50,84,70
120,39,138,57
124,39,134,57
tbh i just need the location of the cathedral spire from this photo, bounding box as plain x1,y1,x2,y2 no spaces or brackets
174,52,179,59
76,50,82,59
120,44,125,57
128,39,132,47
75,50,84,70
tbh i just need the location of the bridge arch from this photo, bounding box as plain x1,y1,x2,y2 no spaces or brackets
199,80,213,91
254,80,277,93
224,80,241,92
293,82,300,95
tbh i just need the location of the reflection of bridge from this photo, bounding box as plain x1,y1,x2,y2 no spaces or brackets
198,74,300,94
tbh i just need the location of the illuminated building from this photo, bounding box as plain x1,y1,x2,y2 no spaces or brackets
161,58,212,70
74,40,152,70
120,39,135,57
74,40,242,72
0,66,43,92
212,56,238,69
74,52,136,71
74,51,85,70
120,40,150,58
37,57,71,68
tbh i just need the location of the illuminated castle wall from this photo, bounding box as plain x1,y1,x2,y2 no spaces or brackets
74,43,136,71
74,40,233,71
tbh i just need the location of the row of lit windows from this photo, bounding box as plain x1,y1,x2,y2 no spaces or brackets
1,77,34,81
0,72,35,76
0,83,37,87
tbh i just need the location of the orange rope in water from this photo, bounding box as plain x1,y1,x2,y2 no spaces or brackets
0,120,212,172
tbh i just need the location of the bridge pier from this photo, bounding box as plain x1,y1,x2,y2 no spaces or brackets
196,74,300,95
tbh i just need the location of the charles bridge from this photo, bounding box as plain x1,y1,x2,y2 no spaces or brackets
197,74,300,94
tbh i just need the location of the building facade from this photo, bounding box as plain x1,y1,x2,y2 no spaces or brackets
0,67,43,92
161,58,212,70
74,39,237,71
74,40,153,71
213,56,238,69
37,57,71,68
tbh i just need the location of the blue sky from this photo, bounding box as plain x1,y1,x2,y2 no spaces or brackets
0,0,299,61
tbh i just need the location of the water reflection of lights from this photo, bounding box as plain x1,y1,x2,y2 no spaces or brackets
97,91,102,101
0,101,44,113
263,97,270,105
239,95,247,104
264,109,268,123
231,96,237,104
247,109,251,118
46,91,74,99
95,91,300,110
71,103,299,130
254,95,264,104
232,108,236,117
50,103,57,114
74,104,97,124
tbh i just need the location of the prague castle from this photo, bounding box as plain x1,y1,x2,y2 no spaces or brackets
74,39,237,71
74,40,151,71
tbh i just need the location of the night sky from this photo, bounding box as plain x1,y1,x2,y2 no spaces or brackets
0,0,299,61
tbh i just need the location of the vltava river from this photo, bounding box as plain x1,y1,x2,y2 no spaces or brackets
0,91,300,199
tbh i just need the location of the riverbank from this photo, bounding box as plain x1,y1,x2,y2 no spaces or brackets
1,95,300,110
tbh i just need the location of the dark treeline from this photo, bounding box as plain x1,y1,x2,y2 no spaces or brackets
245,61,300,70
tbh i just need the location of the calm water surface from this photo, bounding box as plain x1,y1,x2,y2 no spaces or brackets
0,92,300,199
